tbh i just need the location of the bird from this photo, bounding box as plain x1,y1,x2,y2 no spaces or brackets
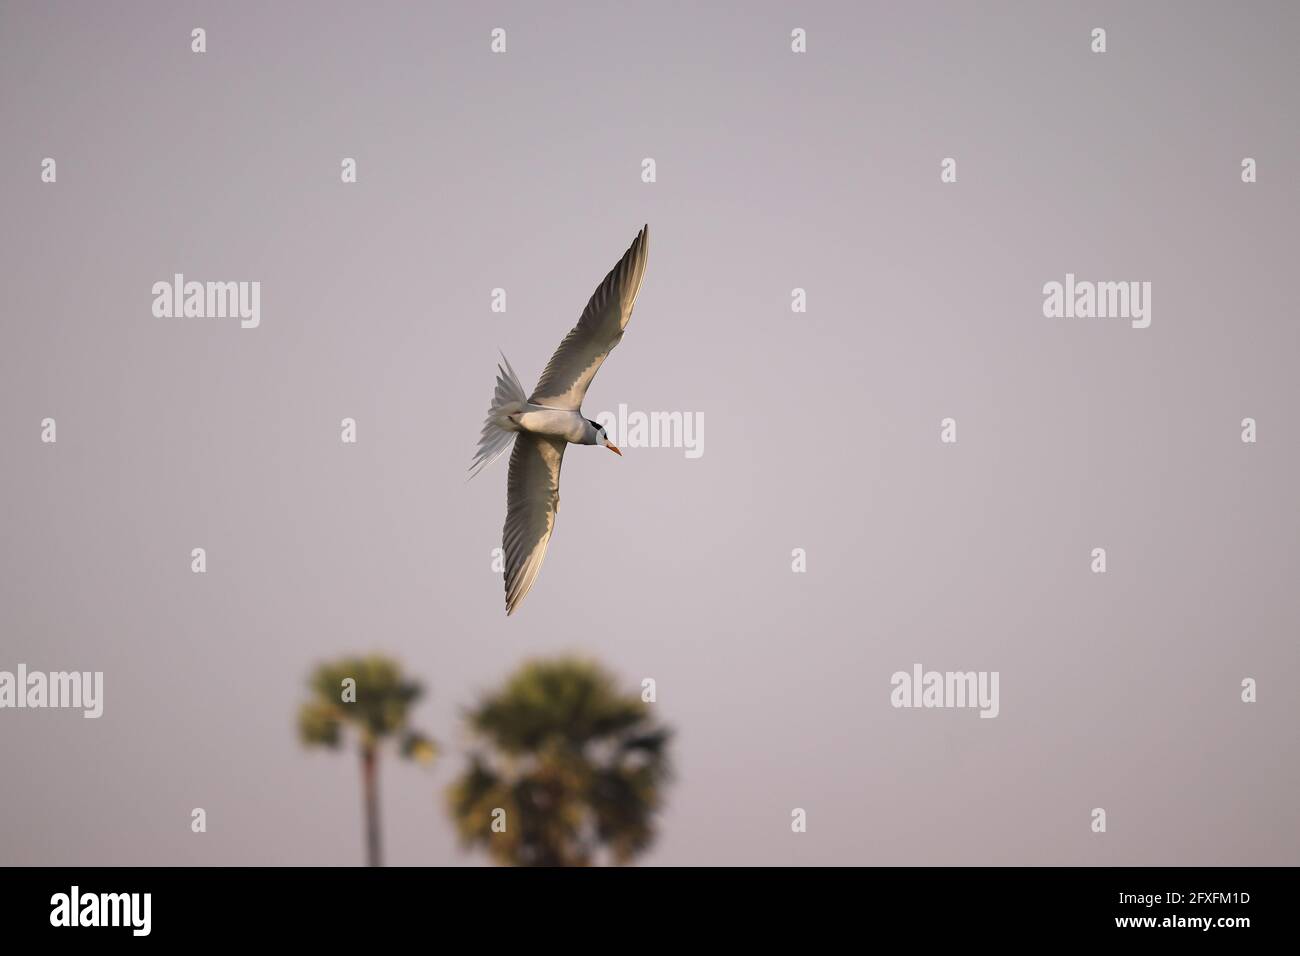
470,225,650,615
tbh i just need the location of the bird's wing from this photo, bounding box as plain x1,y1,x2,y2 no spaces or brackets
503,433,567,615
528,225,649,410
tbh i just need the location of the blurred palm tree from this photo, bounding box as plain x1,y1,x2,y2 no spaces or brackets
448,657,672,866
298,655,436,866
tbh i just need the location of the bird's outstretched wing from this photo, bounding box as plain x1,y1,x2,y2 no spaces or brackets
528,225,649,410
503,433,567,615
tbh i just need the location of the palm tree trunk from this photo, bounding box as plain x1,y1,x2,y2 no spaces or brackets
361,744,382,867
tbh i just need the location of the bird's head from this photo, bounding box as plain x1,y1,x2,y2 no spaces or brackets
587,419,622,456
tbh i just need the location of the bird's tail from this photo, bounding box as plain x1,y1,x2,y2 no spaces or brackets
468,353,527,480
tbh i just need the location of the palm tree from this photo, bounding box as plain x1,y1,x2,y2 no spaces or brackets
447,657,672,866
297,655,436,866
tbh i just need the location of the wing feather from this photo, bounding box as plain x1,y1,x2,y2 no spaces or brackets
502,434,567,615
528,225,649,410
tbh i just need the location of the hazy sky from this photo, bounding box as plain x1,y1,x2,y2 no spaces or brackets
1,1,1297,866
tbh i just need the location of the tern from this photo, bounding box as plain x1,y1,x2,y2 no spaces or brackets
470,225,650,615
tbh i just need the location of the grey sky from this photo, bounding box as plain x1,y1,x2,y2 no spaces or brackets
1,1,1297,865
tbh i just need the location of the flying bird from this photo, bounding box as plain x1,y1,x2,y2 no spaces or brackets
470,225,650,615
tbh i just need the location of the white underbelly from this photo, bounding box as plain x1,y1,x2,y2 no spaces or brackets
515,405,585,442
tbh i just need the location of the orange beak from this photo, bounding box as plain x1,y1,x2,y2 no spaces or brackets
604,440,622,456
